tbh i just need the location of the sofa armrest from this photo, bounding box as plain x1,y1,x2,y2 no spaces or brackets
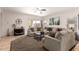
43,35,61,51
45,35,60,42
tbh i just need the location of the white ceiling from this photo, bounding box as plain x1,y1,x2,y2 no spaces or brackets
2,7,78,16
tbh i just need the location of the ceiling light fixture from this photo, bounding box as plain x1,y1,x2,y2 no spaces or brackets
34,8,47,14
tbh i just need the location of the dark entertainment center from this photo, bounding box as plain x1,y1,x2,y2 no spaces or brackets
14,28,24,36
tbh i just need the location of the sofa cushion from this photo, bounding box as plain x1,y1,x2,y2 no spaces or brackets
48,31,56,37
30,28,34,32
55,31,63,40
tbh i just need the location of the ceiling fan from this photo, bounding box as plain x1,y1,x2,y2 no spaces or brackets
33,8,47,14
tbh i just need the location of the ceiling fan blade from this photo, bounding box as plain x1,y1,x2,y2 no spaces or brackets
41,9,46,11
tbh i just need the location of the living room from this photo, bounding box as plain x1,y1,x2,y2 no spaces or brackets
0,7,79,51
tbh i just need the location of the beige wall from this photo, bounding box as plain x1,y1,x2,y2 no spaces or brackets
1,8,79,37
43,8,79,29
0,9,2,37
0,9,42,37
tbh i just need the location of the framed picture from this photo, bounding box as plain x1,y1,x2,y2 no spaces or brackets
49,17,60,25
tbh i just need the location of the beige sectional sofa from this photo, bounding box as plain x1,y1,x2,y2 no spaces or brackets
43,30,76,51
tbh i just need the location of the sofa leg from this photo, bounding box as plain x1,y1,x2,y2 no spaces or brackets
69,44,77,51
42,46,49,51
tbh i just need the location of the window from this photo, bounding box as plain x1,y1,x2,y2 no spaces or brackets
32,20,41,27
